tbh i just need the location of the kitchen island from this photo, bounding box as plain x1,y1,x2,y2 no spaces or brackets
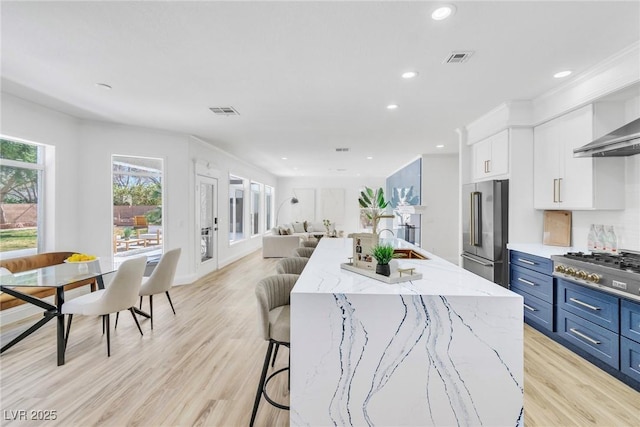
290,237,523,426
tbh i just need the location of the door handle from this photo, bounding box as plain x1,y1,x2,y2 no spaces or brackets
517,277,536,287
460,253,493,267
523,303,537,312
557,178,562,203
569,297,601,311
553,179,558,203
469,192,474,245
569,328,601,345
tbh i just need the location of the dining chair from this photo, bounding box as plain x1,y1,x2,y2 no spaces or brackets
301,240,318,248
293,247,315,258
137,247,181,330
61,256,146,357
275,257,308,275
250,274,298,427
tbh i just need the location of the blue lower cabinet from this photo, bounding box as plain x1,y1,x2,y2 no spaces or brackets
511,288,553,331
557,309,619,369
621,299,640,343
621,337,640,383
557,279,619,333
510,265,554,303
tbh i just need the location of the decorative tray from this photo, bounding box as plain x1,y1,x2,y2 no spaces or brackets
340,263,423,284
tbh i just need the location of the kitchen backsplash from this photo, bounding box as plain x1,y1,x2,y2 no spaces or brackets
572,155,640,251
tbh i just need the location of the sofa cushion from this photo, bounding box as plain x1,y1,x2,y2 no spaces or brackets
292,222,305,233
303,220,309,232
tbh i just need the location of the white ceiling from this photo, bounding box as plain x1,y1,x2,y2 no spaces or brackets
2,1,639,178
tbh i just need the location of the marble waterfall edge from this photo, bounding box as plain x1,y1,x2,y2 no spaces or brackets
290,238,523,427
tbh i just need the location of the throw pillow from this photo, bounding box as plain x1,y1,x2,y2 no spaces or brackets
303,220,308,232
292,222,305,233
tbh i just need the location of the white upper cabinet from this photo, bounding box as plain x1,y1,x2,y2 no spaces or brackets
471,129,509,181
533,104,625,210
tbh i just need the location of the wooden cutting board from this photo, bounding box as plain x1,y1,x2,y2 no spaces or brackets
543,210,572,246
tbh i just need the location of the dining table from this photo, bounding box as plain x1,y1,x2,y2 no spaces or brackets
0,260,114,366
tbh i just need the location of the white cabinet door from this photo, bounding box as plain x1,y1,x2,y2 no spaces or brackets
558,106,594,208
472,139,492,180
490,130,509,177
533,119,561,209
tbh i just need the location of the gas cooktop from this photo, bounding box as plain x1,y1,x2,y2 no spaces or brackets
551,250,640,302
562,250,640,274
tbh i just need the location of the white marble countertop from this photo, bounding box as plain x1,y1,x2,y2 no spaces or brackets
293,237,517,298
507,242,588,259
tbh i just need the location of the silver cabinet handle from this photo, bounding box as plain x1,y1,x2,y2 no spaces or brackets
523,303,537,312
553,179,558,203
518,277,536,286
569,328,601,345
517,258,536,265
569,297,601,311
558,178,563,203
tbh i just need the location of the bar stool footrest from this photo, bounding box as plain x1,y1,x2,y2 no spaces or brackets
262,366,290,410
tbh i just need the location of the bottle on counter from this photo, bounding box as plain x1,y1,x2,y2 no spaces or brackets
587,224,597,252
604,225,618,254
594,224,605,252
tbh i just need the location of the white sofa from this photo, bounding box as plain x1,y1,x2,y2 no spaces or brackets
261,221,326,258
262,233,303,258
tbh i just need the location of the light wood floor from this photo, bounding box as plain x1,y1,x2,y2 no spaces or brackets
1,250,639,426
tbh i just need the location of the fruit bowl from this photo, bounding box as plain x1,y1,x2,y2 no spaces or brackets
64,253,98,263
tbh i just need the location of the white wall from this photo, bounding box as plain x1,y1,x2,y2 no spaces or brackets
188,137,277,271
1,93,81,251
1,93,278,283
421,154,459,264
276,176,385,234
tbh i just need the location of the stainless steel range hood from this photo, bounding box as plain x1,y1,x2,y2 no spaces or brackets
573,117,640,157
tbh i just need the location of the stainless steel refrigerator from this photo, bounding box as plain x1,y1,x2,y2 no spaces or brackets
461,180,509,287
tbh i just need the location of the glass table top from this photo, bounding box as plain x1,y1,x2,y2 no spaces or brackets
0,260,115,288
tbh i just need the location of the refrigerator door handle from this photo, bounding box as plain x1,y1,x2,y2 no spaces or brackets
469,192,474,245
472,191,482,246
460,253,494,267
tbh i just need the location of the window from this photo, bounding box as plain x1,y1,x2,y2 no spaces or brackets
112,156,163,263
265,186,273,231
229,175,246,242
0,138,44,255
250,182,261,236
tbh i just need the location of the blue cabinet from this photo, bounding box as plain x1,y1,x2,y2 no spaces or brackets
509,250,555,332
557,279,619,332
621,337,640,383
557,309,619,368
621,299,640,343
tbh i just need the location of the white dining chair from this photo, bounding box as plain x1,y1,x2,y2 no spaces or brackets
61,256,146,357
138,247,181,329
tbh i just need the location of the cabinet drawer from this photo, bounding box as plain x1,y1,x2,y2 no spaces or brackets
509,251,552,275
557,279,619,333
510,265,554,303
621,299,640,343
557,309,619,369
511,288,553,332
621,337,640,383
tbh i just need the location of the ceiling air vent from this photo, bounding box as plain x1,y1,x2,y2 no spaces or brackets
335,148,350,152
443,51,474,64
209,106,240,116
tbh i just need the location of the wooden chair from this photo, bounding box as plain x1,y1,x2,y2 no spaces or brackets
133,216,148,229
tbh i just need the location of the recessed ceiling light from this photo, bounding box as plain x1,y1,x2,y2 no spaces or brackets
432,5,456,21
366,156,373,160
387,104,398,110
553,70,572,78
436,144,445,148
281,157,287,160
95,83,112,90
402,71,419,79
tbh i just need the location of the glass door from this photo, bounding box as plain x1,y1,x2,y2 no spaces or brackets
198,175,218,265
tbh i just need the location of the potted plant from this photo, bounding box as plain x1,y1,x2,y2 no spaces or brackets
372,243,395,276
122,227,133,240
359,187,393,234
